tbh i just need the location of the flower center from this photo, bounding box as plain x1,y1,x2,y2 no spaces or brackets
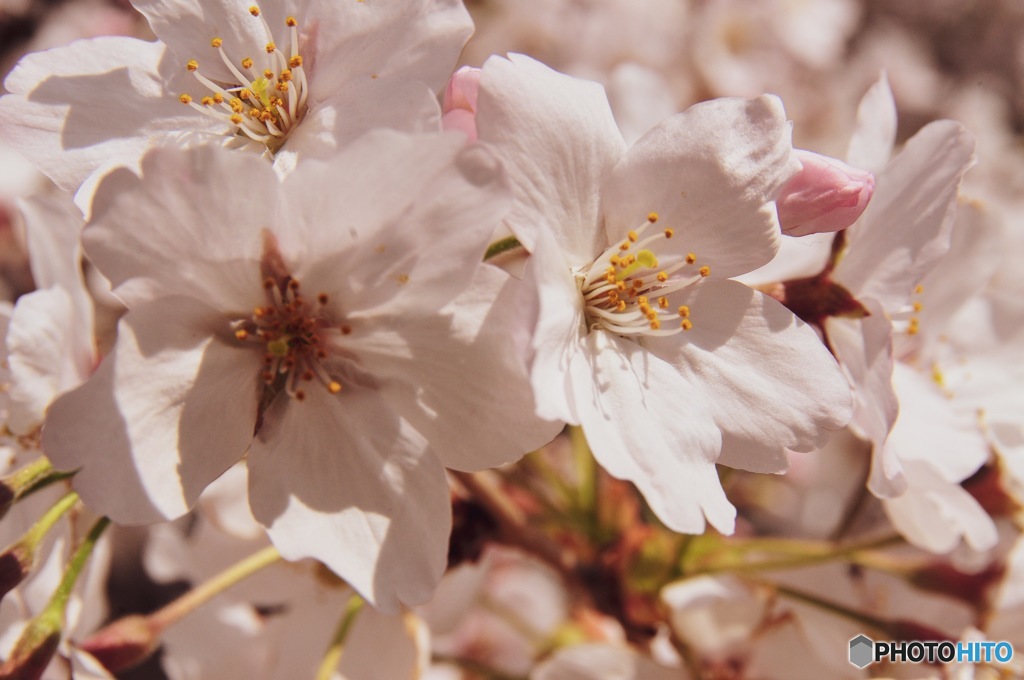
232,276,348,402
178,5,308,154
578,212,712,337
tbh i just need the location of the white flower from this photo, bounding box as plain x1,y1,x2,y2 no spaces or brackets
0,0,472,204
474,54,852,534
42,132,555,611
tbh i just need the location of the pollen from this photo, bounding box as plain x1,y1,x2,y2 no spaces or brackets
913,302,923,312
235,329,249,340
579,212,711,338
915,284,924,294
328,381,343,394
647,212,659,223
663,228,674,239
179,94,193,104
177,5,310,154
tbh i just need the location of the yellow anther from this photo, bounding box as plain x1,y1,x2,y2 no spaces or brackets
242,57,254,69
186,59,199,71
200,95,214,106
650,319,661,330
211,37,223,48
249,108,261,118
628,230,639,242
264,69,275,79
677,305,690,318
239,88,253,100
212,92,224,104
179,93,193,104
230,98,244,113
265,42,276,54
663,228,674,239
685,252,697,264
286,16,298,27
914,284,924,294
235,329,249,340
289,55,304,68
605,273,616,284
913,302,923,312
638,296,649,305
280,69,293,81
328,381,343,394
907,318,920,335
616,301,626,312
648,212,659,223
249,5,260,16
616,281,627,292
931,364,945,388
699,266,711,277
230,114,243,124
276,81,289,92
633,279,644,289
619,242,630,251
681,319,693,331
658,297,668,309
656,272,668,283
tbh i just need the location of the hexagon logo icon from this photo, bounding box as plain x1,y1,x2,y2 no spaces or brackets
849,634,874,668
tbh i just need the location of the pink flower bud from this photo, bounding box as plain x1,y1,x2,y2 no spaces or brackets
441,66,482,142
776,150,875,237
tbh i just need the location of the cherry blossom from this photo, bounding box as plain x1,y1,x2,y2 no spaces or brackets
0,0,473,204
473,54,852,534
41,133,556,611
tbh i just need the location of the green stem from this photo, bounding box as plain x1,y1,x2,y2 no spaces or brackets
762,580,893,634
21,491,80,550
314,594,364,680
686,533,903,577
149,545,281,631
45,516,110,616
484,236,522,261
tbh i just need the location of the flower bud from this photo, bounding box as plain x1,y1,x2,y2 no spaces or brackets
776,150,874,237
441,66,482,142
0,541,36,601
0,612,62,680
77,615,162,673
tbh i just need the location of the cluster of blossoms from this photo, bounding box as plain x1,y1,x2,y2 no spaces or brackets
0,0,1021,678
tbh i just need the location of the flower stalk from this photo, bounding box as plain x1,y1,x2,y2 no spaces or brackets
0,491,79,601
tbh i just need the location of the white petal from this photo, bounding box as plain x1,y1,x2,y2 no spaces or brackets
283,130,511,319
307,0,473,100
644,279,853,472
846,72,898,173
601,95,800,278
0,37,220,197
834,120,975,312
527,230,587,425
347,265,561,471
84,145,277,311
884,460,998,553
6,288,93,434
42,296,258,522
476,54,626,261
571,331,731,534
248,389,450,613
825,301,903,496
273,78,441,172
